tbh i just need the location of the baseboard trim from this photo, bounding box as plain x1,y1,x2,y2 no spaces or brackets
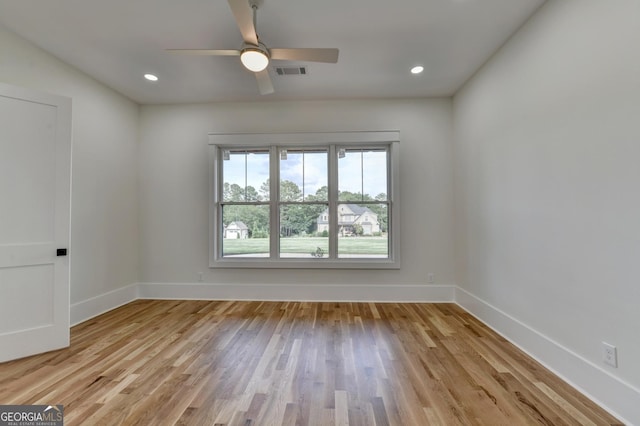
137,282,456,303
70,282,454,326
454,286,638,425
70,283,139,326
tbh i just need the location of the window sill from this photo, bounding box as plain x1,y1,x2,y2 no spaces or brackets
209,258,400,269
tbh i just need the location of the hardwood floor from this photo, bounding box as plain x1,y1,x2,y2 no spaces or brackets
0,300,622,425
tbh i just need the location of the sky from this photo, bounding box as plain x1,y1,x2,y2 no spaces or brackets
223,148,387,200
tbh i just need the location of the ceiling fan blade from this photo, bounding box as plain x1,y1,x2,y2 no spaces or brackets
166,49,240,56
270,48,339,63
228,0,258,45
255,69,274,95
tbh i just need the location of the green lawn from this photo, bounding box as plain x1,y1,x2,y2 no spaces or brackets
222,236,388,256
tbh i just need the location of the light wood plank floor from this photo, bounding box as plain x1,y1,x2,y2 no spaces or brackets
0,300,622,425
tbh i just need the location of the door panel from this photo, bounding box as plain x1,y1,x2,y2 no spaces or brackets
0,83,71,362
0,264,54,334
0,96,56,244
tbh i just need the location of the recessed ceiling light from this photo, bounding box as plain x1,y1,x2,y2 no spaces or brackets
410,66,424,75
144,73,159,82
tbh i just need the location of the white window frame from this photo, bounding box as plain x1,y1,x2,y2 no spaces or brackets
209,131,400,269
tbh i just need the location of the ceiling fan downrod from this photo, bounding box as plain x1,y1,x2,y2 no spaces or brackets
252,3,259,42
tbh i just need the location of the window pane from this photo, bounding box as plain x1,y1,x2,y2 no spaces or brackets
280,149,328,201
338,148,388,202
337,203,388,258
223,150,270,201
279,204,328,258
222,205,269,257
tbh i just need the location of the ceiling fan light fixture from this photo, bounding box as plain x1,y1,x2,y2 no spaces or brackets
240,47,269,72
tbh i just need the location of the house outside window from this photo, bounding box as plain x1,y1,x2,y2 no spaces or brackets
209,132,400,269
224,221,249,239
317,205,380,236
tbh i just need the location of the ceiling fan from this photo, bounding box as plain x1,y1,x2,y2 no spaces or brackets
167,0,339,95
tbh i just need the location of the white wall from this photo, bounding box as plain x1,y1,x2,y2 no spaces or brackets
0,25,140,305
453,1,640,422
139,99,455,296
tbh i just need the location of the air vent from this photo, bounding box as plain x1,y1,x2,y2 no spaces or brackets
275,66,307,76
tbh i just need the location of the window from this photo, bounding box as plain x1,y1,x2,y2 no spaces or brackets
209,132,400,268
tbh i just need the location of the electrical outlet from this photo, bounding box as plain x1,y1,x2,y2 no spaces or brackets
427,273,435,284
602,342,618,368
198,272,204,282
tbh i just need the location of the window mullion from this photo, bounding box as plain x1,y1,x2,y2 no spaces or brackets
212,146,222,261
270,146,279,259
360,149,364,202
244,150,248,201
328,144,338,259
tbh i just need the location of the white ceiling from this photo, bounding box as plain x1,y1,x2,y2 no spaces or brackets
0,0,544,104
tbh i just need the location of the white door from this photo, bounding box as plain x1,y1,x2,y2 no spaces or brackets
0,83,72,362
